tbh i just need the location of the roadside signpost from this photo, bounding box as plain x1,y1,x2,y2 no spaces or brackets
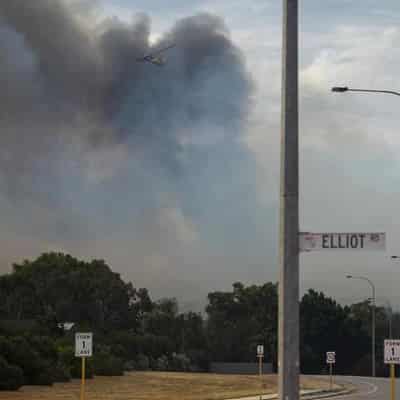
385,340,400,400
299,232,386,252
257,345,264,379
326,352,336,390
75,333,93,400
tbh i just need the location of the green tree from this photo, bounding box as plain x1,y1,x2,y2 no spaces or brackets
300,290,369,374
206,282,278,365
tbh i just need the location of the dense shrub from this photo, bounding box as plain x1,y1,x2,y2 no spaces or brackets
0,356,24,390
170,353,190,372
93,350,124,376
135,354,150,370
70,358,94,379
0,335,55,385
123,360,135,371
154,355,169,371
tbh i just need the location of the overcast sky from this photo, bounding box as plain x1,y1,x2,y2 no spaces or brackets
1,0,400,311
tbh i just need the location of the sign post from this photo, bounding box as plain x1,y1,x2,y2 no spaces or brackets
299,232,386,252
75,333,93,400
257,345,264,379
391,364,395,400
326,352,336,390
385,340,400,400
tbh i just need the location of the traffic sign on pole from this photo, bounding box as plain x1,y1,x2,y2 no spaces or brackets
326,351,336,364
75,333,93,358
385,340,400,364
385,340,399,400
75,333,93,400
257,345,264,379
326,352,335,390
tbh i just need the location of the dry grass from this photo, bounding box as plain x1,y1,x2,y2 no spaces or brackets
0,372,333,400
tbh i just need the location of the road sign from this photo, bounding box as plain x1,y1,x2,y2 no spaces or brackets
385,340,400,364
299,232,385,252
257,345,264,356
75,332,93,358
326,351,336,364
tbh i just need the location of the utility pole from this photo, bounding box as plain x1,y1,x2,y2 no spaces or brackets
371,286,376,377
279,1,299,400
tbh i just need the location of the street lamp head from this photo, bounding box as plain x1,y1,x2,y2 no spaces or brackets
346,275,353,279
391,256,400,259
332,86,349,93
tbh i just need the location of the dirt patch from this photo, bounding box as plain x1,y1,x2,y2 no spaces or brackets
0,372,334,400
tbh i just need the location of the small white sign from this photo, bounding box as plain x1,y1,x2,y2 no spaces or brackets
299,232,385,252
257,345,264,356
385,340,400,364
75,332,93,357
326,351,336,364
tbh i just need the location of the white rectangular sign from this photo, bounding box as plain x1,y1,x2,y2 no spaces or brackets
257,345,264,356
75,332,93,358
299,232,385,252
385,340,400,364
326,351,336,364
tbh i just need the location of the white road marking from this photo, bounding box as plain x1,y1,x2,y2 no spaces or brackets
330,380,379,399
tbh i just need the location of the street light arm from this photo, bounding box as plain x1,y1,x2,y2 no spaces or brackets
349,275,375,301
347,88,400,97
332,86,400,97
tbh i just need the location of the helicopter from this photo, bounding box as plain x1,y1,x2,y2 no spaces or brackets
136,44,176,66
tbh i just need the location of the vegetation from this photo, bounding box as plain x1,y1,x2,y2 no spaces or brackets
0,372,335,400
0,252,397,390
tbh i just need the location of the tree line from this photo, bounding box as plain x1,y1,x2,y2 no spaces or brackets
0,253,396,390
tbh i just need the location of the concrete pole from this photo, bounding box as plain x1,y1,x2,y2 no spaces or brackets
371,284,376,377
278,1,299,400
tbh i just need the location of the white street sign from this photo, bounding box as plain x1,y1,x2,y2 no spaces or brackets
385,340,400,364
326,351,336,364
299,232,385,252
257,345,264,356
75,332,93,358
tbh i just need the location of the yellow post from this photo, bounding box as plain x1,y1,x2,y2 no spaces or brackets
391,364,395,400
80,357,86,400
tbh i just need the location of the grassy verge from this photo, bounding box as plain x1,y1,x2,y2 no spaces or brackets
0,372,338,400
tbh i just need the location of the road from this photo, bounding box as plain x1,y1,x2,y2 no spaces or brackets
330,376,396,400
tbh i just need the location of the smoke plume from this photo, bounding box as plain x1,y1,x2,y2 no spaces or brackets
0,0,257,302
0,0,252,197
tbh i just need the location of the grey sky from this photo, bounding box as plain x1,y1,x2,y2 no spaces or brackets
1,0,400,311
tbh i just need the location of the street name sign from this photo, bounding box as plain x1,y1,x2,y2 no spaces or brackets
385,340,400,364
257,345,264,356
299,232,385,252
75,332,93,358
326,351,336,364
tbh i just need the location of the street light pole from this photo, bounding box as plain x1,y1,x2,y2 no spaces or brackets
279,1,299,400
346,275,376,377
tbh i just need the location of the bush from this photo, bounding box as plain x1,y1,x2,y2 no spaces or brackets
170,353,190,372
155,355,169,371
0,356,24,391
93,351,124,376
124,360,135,372
135,354,150,370
186,349,210,371
70,358,94,379
52,362,71,383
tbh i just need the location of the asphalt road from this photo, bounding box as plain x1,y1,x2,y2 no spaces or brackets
332,376,396,400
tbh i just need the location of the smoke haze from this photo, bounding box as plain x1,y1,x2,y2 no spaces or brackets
0,0,265,306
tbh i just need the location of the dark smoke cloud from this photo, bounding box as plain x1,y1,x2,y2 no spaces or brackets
0,0,253,245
